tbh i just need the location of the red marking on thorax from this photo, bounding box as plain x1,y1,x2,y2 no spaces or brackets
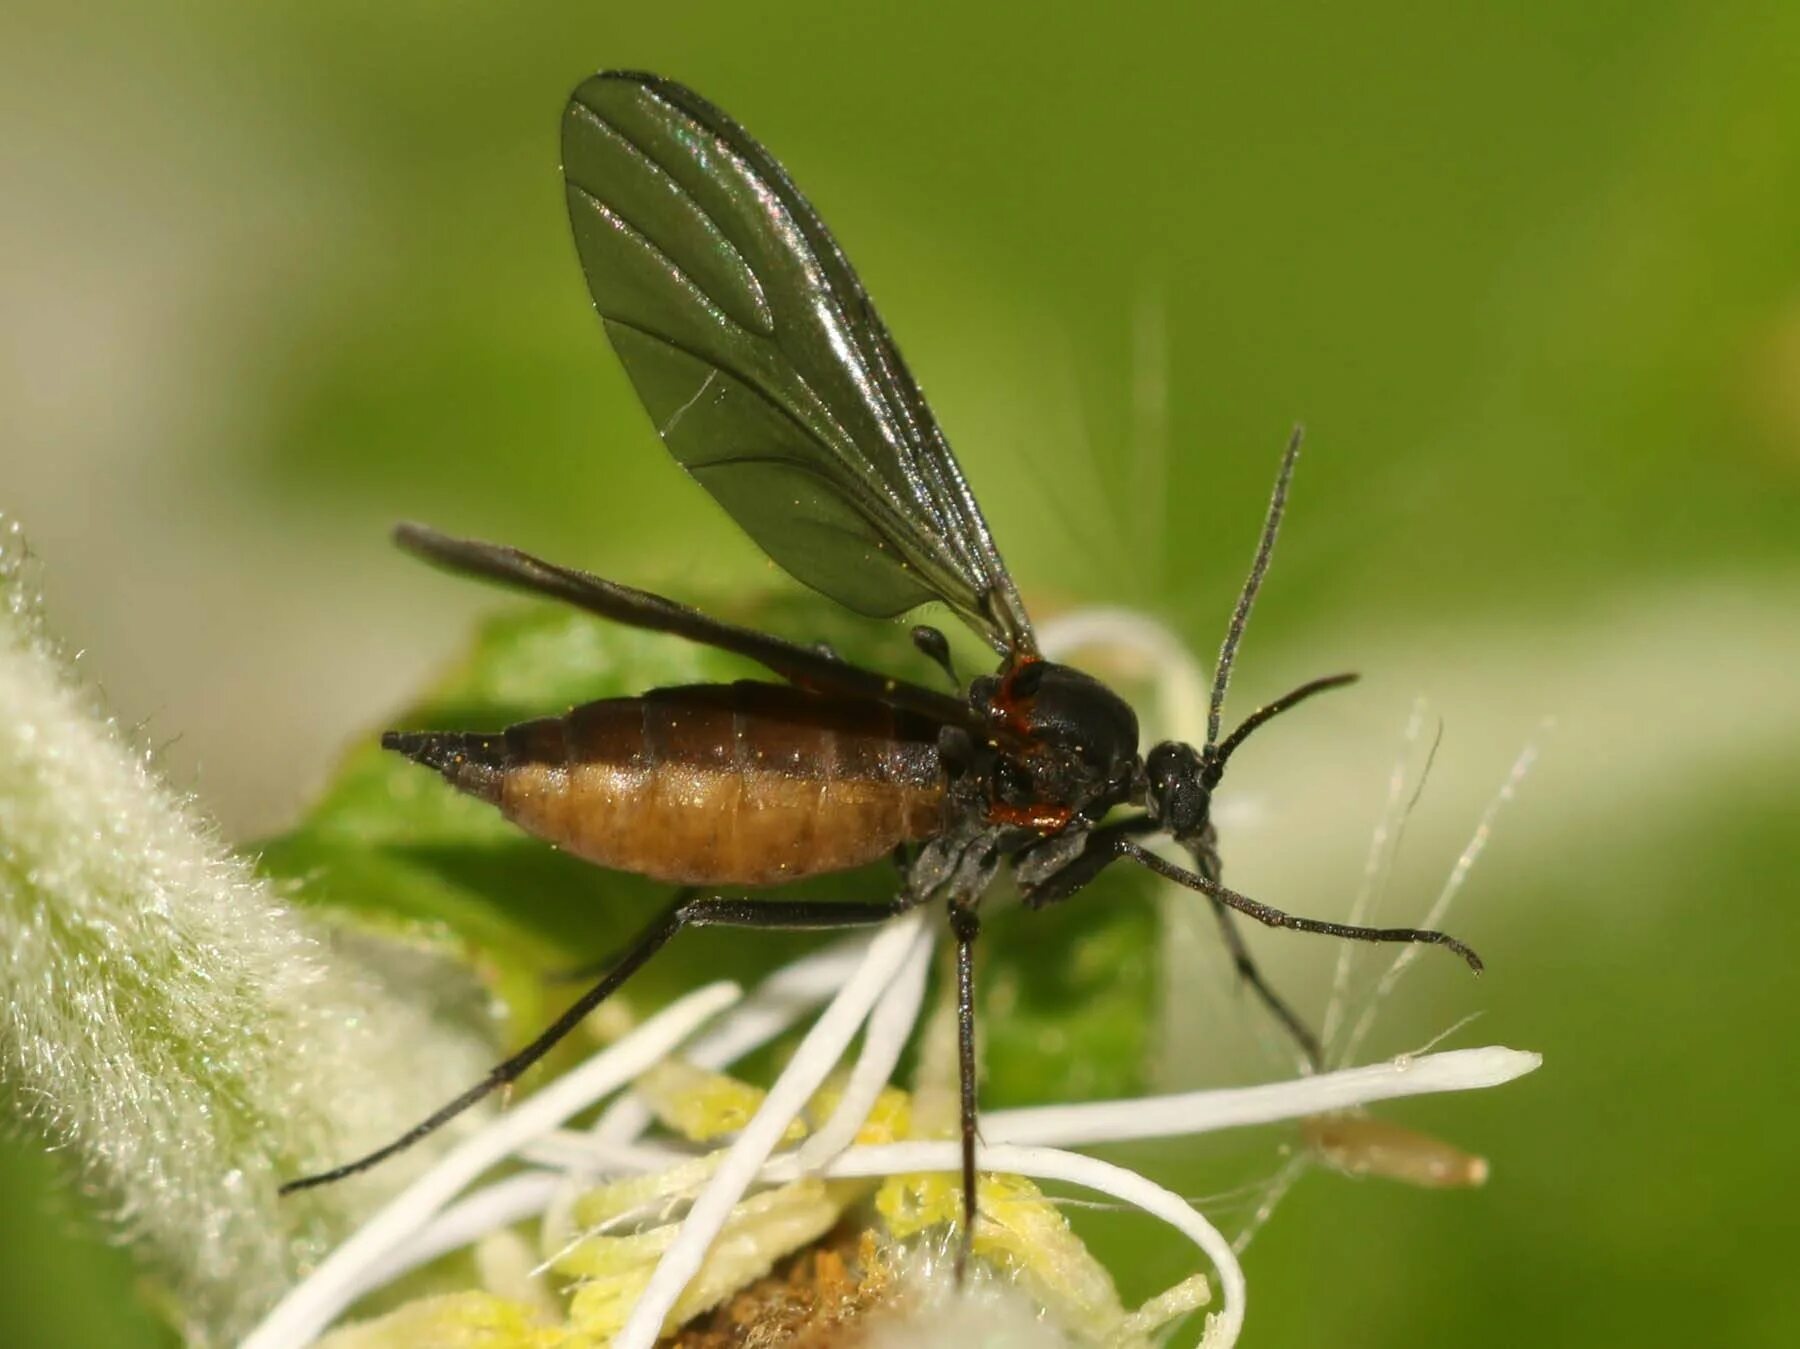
990,656,1045,739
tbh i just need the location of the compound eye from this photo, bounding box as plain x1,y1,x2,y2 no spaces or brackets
1143,742,1208,834
1145,742,1187,797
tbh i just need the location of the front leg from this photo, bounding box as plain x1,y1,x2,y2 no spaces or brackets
1022,818,1325,1069
1018,816,1158,908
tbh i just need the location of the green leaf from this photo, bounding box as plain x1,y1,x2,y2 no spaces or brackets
980,868,1160,1105
257,588,1161,1101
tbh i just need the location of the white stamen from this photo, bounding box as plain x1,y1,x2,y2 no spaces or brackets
588,934,876,1148
518,918,924,1272
797,917,935,1168
350,1170,560,1304
530,1045,1541,1182
526,936,881,1278
240,979,741,1349
351,1131,691,1304
969,1047,1539,1149
518,1133,687,1172
613,909,929,1349
265,933,1537,1348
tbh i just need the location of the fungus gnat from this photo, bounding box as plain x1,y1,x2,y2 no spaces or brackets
282,72,1480,1243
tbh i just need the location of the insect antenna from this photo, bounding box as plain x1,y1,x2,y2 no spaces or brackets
1196,427,1362,783
1206,671,1361,784
1205,426,1305,754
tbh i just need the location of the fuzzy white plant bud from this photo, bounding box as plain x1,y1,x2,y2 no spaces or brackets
0,516,496,1344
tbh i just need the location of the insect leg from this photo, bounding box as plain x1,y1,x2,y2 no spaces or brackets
280,895,911,1196
1115,840,1484,972
1181,828,1323,1070
1204,892,1325,1071
1024,821,1323,1068
548,886,698,983
1017,817,1158,907
947,897,981,1277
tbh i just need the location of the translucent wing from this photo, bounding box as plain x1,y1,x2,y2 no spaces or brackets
561,71,1035,658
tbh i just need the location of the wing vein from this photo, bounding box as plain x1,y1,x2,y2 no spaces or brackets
566,183,749,342
566,96,772,333
564,72,1036,656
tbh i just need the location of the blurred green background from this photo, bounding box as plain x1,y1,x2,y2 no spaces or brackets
3,1,1796,1345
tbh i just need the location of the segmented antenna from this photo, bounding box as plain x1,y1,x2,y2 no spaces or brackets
1209,671,1359,777
1206,426,1304,752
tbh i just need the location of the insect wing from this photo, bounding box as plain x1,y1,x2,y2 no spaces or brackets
561,71,1034,658
392,523,983,732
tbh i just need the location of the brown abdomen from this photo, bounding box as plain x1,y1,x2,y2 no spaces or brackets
385,682,946,886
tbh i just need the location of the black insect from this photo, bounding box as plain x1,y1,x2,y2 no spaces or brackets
284,73,1480,1241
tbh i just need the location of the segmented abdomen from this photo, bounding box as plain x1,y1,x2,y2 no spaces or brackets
386,681,946,886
